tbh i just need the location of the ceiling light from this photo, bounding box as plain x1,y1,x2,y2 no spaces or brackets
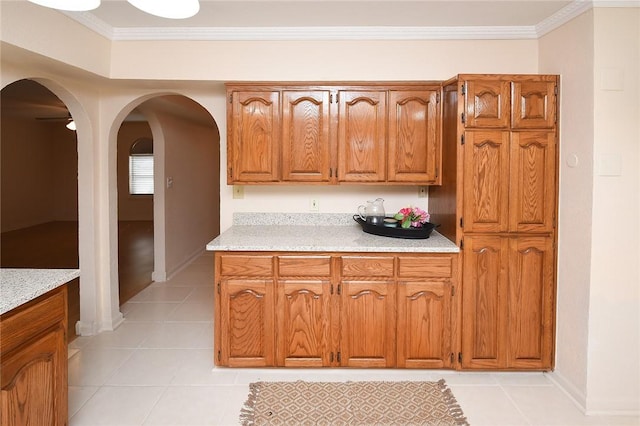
127,0,200,19
66,120,77,131
27,0,100,11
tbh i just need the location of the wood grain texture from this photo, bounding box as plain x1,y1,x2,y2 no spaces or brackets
464,79,510,128
341,280,396,367
507,237,554,369
278,256,331,277
509,131,556,233
388,90,440,183
215,252,457,369
337,90,387,182
0,286,68,426
341,256,394,277
511,81,556,129
229,90,280,182
461,236,508,369
282,90,331,182
219,255,273,276
463,131,510,233
220,279,275,367
276,280,331,366
397,281,451,368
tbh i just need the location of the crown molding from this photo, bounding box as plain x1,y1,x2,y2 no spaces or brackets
535,0,593,37
109,25,538,41
63,0,639,42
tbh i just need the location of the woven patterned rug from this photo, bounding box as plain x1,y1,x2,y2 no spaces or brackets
240,379,469,425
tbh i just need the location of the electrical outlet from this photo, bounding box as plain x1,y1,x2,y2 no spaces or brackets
418,186,427,198
309,199,319,212
233,185,244,199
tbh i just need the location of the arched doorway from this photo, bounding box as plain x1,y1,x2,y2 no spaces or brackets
0,79,80,339
113,94,220,308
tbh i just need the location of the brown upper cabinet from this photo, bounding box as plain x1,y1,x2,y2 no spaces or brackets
226,82,442,185
463,78,556,130
228,90,281,183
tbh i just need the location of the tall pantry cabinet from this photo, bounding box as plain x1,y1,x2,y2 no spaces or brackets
430,74,559,370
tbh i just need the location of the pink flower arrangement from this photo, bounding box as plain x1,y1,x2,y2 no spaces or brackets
394,206,430,229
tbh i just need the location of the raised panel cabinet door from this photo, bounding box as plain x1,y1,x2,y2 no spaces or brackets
509,132,557,233
340,280,396,367
461,236,509,369
0,327,66,426
507,237,555,369
228,90,280,183
463,131,510,233
388,90,440,183
511,80,557,129
282,90,332,182
464,80,510,128
219,279,275,367
276,280,331,367
397,281,451,368
337,90,387,182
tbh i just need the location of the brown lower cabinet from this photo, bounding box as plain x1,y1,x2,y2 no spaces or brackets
0,286,68,426
460,236,555,370
214,252,457,368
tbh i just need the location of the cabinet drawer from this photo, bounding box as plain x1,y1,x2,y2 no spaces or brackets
341,256,394,277
398,256,452,278
219,255,273,276
278,256,331,276
0,286,66,354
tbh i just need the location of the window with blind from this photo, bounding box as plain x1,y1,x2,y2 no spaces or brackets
129,137,154,195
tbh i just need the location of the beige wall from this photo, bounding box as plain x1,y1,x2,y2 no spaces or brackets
109,39,538,81
539,9,595,409
539,7,640,414
1,116,77,232
588,7,640,413
156,110,220,276
117,122,154,221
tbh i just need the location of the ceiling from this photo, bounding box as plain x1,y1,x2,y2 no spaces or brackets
83,0,573,28
60,0,583,40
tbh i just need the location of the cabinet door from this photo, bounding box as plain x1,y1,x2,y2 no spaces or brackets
282,90,332,182
276,279,331,367
397,280,451,368
461,236,509,369
464,80,510,128
337,90,387,182
219,279,275,367
340,280,396,367
509,131,556,233
463,131,510,233
228,90,280,183
0,327,66,426
511,81,556,129
388,90,440,183
507,237,555,369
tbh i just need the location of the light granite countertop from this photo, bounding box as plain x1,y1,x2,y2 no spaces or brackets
206,213,459,253
1,268,80,315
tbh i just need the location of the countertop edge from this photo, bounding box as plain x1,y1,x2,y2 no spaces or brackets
1,269,80,315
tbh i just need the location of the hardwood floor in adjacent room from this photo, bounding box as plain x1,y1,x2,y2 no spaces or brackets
0,221,154,340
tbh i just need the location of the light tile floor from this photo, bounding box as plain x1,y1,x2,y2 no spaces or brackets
69,253,640,426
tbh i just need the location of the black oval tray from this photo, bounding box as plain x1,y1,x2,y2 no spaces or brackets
353,215,437,239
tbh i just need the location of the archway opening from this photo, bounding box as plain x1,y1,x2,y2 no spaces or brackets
0,78,80,340
114,94,220,306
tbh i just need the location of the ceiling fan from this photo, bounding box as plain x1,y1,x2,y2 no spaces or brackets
35,115,77,130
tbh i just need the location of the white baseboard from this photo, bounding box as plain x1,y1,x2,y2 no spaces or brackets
549,371,640,416
548,371,588,413
75,320,98,336
151,270,167,282
166,247,206,280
